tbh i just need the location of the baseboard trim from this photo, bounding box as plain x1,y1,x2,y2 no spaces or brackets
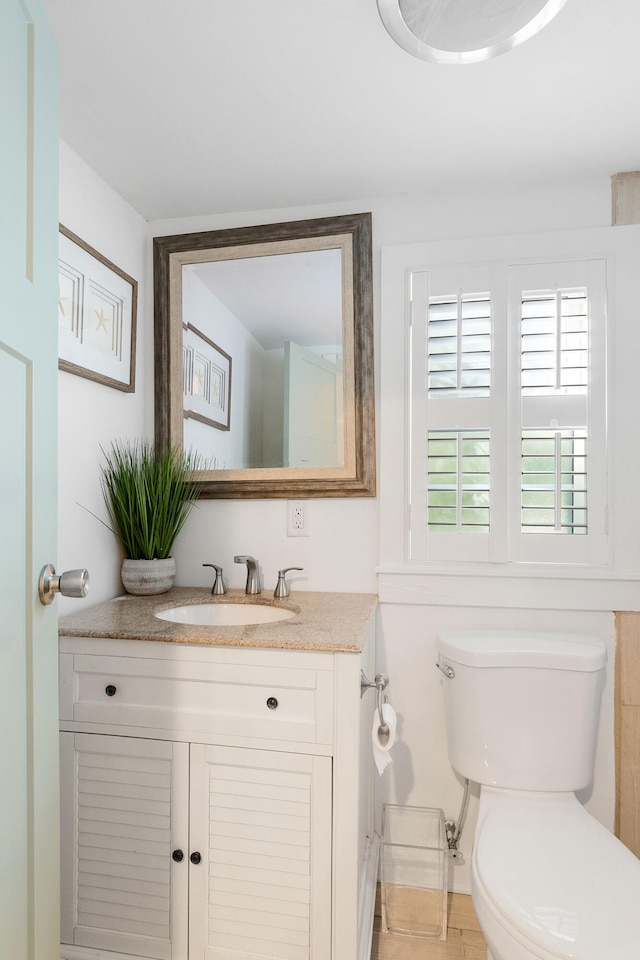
358,832,381,960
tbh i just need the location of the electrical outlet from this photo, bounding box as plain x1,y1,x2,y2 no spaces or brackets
287,500,309,537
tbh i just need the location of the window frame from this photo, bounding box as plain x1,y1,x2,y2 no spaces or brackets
378,226,640,611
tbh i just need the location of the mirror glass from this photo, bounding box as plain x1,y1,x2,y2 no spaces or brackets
154,213,375,498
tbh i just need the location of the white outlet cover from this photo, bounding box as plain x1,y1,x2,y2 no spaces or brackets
287,500,310,537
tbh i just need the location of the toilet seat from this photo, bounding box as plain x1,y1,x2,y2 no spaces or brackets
473,794,640,959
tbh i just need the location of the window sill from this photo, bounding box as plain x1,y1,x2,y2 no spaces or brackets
376,563,640,612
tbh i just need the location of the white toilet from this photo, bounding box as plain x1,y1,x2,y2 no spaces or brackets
437,630,640,960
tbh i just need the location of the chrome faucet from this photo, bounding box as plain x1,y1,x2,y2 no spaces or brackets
234,555,261,594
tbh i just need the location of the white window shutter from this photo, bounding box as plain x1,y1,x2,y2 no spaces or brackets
409,257,608,568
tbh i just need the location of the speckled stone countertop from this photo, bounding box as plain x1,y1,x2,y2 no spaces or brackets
58,587,378,654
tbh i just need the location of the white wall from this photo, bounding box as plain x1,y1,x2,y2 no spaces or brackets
58,169,611,599
57,143,151,613
183,271,264,469
154,175,611,597
58,154,618,893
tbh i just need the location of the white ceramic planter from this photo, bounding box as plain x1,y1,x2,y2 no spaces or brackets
121,557,176,596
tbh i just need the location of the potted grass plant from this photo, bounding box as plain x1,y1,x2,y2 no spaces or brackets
99,438,202,595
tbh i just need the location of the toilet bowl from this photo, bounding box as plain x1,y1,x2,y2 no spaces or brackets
472,791,640,959
437,630,640,960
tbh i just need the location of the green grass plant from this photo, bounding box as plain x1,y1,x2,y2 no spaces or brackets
100,439,202,560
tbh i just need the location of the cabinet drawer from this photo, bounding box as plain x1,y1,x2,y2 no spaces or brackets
69,654,334,744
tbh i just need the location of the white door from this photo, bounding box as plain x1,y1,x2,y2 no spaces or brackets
283,341,342,467
0,1,59,956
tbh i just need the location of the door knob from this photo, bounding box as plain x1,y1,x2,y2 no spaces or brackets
38,564,90,605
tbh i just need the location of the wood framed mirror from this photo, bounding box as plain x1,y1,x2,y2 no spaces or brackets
153,212,375,499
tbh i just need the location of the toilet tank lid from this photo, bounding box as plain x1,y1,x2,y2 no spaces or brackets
437,630,606,671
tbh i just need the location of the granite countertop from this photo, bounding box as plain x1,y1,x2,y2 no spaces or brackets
58,587,378,654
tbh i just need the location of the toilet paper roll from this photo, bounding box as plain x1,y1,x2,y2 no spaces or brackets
372,702,397,775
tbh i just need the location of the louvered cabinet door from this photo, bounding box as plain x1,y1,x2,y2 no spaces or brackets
60,732,190,959
188,743,332,960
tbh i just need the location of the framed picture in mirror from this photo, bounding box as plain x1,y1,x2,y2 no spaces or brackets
183,323,232,432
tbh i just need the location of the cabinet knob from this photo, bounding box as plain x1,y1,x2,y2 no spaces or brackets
105,684,117,697
190,851,201,865
172,849,184,862
266,696,279,710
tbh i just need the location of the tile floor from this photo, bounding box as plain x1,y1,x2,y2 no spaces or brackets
371,891,487,960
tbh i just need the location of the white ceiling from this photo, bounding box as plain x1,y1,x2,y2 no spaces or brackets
42,0,640,222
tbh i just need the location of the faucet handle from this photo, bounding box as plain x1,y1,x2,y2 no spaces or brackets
202,563,227,595
274,567,303,599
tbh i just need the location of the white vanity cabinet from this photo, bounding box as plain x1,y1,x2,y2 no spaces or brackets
59,628,377,960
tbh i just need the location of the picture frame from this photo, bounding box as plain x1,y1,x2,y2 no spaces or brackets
183,323,232,431
58,224,137,392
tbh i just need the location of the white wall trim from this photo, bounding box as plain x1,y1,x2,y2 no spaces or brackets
377,569,640,610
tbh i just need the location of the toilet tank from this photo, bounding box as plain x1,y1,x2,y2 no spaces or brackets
437,631,607,792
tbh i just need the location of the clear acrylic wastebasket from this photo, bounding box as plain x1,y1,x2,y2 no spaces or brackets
381,804,449,940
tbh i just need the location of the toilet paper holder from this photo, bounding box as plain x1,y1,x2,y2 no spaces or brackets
360,671,390,735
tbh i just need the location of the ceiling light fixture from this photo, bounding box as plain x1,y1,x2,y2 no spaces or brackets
376,0,569,64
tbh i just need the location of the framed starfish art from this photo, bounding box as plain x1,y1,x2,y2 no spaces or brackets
58,225,137,391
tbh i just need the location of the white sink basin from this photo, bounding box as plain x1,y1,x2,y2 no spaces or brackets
155,602,296,626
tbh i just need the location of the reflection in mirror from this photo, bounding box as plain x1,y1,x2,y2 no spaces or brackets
182,245,344,470
154,214,375,498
